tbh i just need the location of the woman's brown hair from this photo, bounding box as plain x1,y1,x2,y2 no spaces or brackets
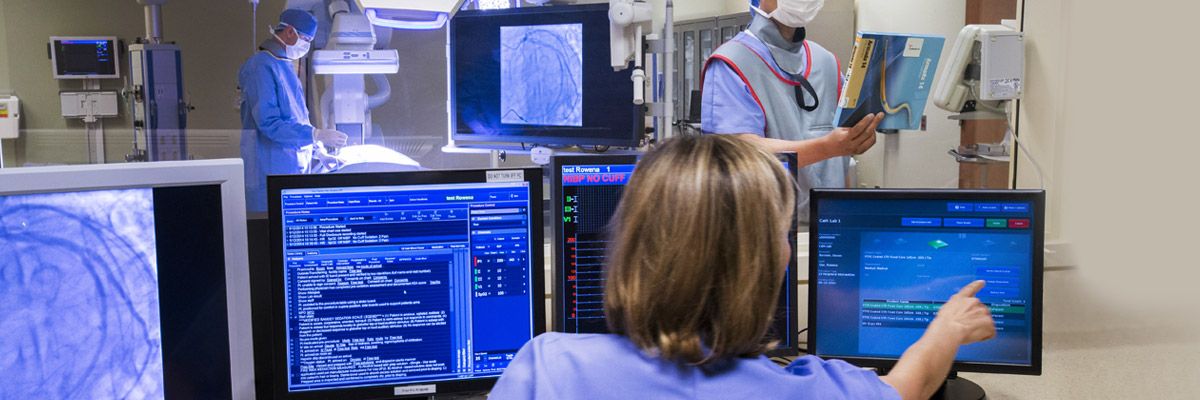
603,134,797,366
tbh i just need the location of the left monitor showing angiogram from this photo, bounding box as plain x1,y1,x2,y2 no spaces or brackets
0,188,164,399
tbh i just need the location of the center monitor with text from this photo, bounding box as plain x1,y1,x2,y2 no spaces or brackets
268,169,545,399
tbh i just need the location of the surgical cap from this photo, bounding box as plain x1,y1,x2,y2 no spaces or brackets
279,9,318,38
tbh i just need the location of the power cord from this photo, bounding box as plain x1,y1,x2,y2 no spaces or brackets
964,86,1048,190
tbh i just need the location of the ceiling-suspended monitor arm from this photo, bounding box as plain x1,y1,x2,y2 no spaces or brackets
355,0,465,30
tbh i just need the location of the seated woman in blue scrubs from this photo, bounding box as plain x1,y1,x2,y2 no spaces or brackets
490,135,996,400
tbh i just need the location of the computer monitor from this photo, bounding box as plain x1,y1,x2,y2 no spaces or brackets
267,168,545,398
808,189,1044,380
0,159,255,399
551,153,801,356
50,36,120,79
451,4,644,148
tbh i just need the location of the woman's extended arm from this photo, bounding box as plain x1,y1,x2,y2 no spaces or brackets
881,280,997,400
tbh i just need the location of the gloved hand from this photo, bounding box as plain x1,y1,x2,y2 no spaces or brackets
312,140,346,170
314,129,349,149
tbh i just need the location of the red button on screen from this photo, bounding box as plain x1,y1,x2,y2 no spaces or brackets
1008,219,1030,228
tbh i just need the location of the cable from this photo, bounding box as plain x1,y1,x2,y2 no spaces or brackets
1013,0,1028,188
1011,126,1046,189
250,0,259,54
962,85,1047,189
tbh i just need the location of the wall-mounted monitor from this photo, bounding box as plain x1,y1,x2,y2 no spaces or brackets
451,4,644,148
50,36,120,80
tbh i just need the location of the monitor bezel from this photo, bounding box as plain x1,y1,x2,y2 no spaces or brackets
267,168,547,399
449,4,645,148
807,188,1044,376
549,153,801,357
775,152,800,357
49,36,121,80
0,159,255,398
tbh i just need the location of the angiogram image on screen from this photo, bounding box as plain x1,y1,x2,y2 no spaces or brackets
500,24,583,127
0,189,163,400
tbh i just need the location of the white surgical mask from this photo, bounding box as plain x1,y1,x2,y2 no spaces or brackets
288,37,311,60
752,0,825,28
272,29,312,60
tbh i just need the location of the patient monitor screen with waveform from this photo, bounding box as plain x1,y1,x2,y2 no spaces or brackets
553,154,800,355
452,4,643,147
809,190,1044,374
0,186,234,399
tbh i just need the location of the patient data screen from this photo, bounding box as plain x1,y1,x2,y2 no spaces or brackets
813,198,1034,366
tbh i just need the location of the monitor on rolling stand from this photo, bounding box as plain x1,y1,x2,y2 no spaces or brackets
808,189,1044,400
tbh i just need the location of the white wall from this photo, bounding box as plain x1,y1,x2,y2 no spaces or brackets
1005,0,1200,396
1019,0,1200,310
852,0,965,189
0,0,8,91
0,0,294,165
0,0,11,167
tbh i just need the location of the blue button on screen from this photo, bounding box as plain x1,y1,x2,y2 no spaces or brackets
944,218,984,227
1001,203,1030,212
948,203,974,212
975,203,1002,212
901,218,942,227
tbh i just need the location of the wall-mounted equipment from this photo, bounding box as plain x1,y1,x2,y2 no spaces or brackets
51,36,121,164
0,95,18,168
0,96,18,140
50,37,121,80
933,24,1024,114
60,91,119,122
930,24,1026,173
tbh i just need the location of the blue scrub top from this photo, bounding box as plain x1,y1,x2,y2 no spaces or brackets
489,333,900,399
238,46,315,212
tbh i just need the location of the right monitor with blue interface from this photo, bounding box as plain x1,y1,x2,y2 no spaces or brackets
809,189,1043,375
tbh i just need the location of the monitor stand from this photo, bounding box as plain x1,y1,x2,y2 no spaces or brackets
932,375,986,400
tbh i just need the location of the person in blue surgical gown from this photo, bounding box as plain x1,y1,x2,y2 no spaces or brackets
239,9,348,212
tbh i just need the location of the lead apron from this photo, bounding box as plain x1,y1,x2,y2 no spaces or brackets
704,34,847,223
